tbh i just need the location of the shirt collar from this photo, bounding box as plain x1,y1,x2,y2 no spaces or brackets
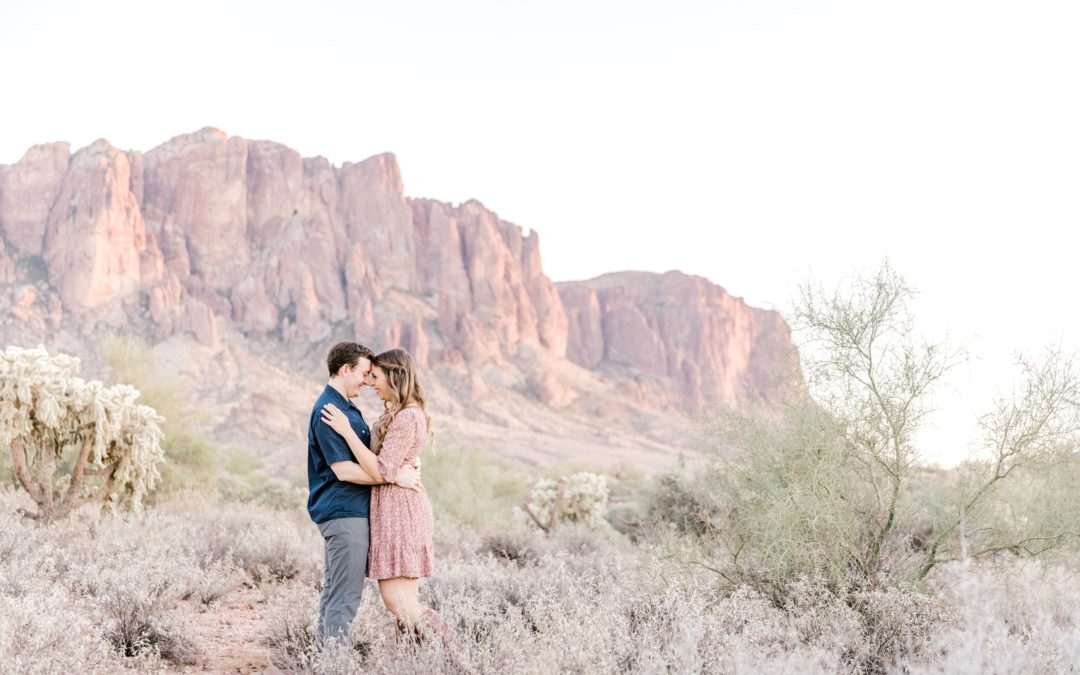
322,384,360,412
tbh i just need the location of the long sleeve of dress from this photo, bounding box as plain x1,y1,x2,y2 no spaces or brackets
376,410,418,484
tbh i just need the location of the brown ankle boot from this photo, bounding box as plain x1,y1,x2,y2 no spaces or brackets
418,608,452,645
395,618,419,645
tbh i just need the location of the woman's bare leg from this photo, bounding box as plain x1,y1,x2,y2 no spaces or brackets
378,577,451,644
378,577,424,625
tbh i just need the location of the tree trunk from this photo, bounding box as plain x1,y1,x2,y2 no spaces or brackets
39,437,57,522
58,436,95,518
10,438,43,505
549,479,567,534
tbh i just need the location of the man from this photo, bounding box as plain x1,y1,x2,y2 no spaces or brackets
307,341,421,646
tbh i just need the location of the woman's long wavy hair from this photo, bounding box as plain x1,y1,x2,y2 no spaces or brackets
370,348,433,454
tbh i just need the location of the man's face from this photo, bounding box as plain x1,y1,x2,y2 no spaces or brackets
341,357,372,398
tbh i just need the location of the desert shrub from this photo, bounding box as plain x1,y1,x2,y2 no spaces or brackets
101,335,297,508
515,471,610,534
639,461,722,537
99,336,222,495
216,466,308,510
235,521,311,583
0,442,11,487
102,585,199,666
265,586,318,671
169,498,321,585
0,588,113,673
186,556,246,607
766,576,860,650
0,506,23,565
849,586,957,672
915,561,1080,673
422,448,527,532
51,540,204,666
709,399,874,590
479,529,541,566
549,521,625,557
290,547,871,674
430,516,486,567
10,482,1079,673
947,443,1080,566
0,488,325,671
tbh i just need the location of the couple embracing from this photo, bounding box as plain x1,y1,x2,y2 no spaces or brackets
306,341,448,648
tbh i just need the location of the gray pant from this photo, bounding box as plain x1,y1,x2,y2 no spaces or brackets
316,517,369,645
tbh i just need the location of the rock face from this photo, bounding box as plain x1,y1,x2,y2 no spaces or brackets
411,198,568,364
558,271,799,410
42,141,159,311
141,128,251,291
0,142,70,257
0,129,799,429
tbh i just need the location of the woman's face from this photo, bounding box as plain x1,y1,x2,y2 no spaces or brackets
367,364,391,402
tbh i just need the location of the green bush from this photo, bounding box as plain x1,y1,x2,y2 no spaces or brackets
639,460,721,538
99,336,287,504
422,448,527,532
100,336,219,495
709,400,873,590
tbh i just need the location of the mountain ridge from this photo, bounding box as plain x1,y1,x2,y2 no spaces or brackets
0,129,800,475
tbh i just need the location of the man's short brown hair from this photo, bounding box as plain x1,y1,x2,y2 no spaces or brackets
327,342,375,377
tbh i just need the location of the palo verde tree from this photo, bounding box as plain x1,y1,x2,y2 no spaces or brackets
916,349,1080,579
1,345,165,522
709,262,1080,591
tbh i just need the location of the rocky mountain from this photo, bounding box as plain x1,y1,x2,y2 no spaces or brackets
0,128,800,476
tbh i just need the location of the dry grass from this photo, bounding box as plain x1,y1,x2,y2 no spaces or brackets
2,481,1080,674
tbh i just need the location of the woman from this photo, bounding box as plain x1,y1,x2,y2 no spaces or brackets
320,347,448,642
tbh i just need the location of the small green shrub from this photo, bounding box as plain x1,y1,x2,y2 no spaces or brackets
640,462,721,537
99,336,219,495
100,336,289,504
422,448,527,532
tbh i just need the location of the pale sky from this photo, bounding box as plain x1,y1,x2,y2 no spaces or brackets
2,0,1078,466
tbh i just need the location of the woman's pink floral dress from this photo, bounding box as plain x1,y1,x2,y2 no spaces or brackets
367,406,434,579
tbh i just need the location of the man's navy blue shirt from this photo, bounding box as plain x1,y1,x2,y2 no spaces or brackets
307,384,373,524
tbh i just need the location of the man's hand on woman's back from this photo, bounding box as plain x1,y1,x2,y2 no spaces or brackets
396,464,422,491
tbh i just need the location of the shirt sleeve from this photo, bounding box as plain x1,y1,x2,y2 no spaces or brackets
314,413,356,466
376,410,418,484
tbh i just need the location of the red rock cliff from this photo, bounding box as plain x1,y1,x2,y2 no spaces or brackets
559,271,799,409
0,129,797,416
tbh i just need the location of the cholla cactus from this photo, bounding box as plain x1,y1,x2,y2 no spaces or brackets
517,472,609,534
1,345,165,522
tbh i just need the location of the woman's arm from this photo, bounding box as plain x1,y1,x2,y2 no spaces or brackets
374,410,419,484
321,404,422,490
330,460,381,485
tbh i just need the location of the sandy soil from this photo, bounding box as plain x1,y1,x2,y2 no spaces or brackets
183,588,281,674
